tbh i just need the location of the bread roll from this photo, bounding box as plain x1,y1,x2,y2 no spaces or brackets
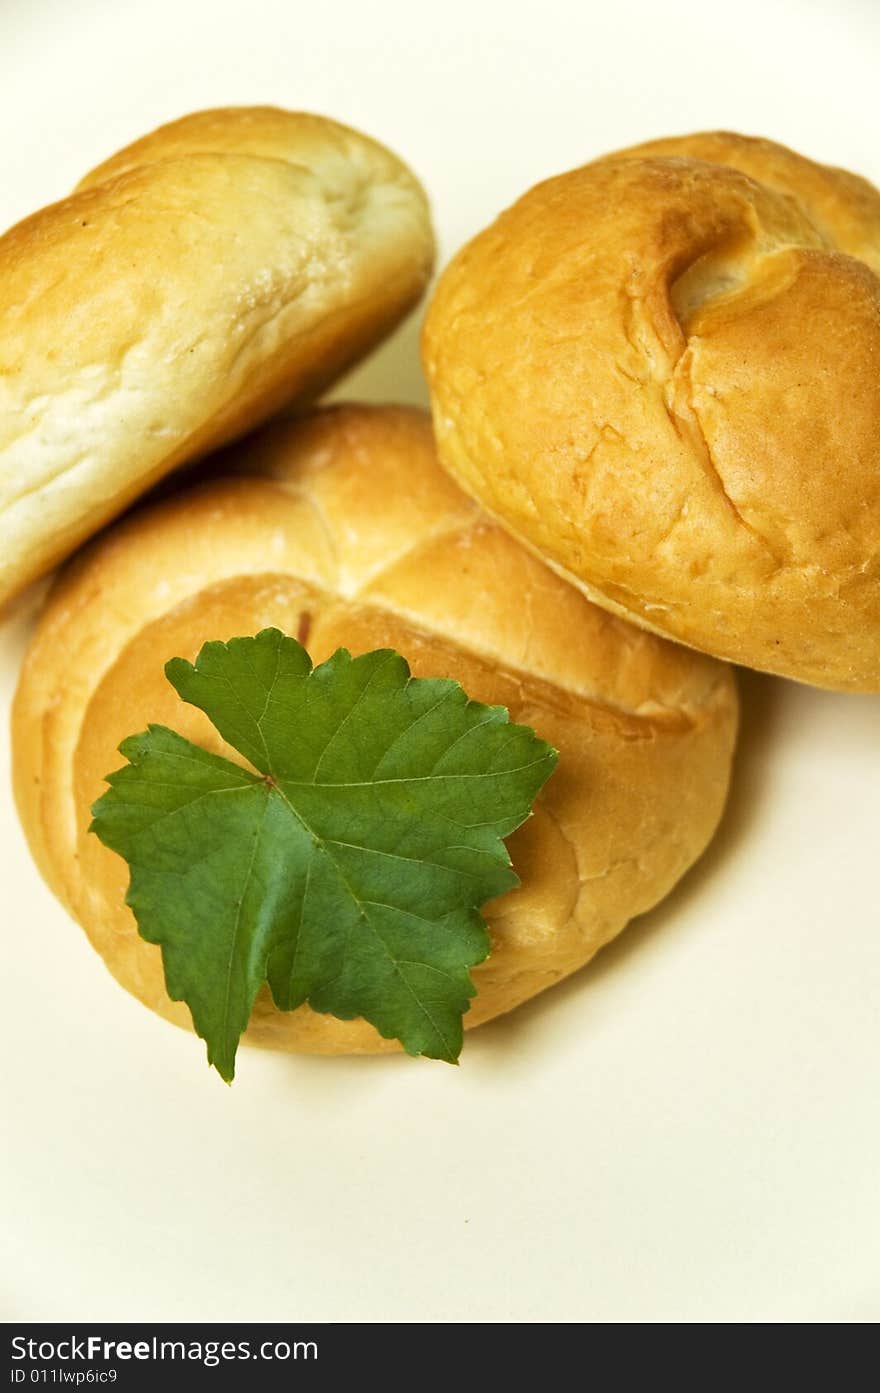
0,107,434,608
422,131,880,692
12,405,737,1055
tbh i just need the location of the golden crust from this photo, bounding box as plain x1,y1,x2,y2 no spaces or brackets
12,405,737,1056
0,106,434,607
422,131,880,691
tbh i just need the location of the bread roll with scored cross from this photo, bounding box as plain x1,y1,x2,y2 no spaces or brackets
422,131,880,692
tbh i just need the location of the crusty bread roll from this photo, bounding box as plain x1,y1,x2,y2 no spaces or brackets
12,405,737,1056
0,107,433,608
423,131,880,692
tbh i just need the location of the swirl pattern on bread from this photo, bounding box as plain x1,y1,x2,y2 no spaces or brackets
12,406,737,1055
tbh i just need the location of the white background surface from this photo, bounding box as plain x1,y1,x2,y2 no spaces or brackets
2,0,879,1324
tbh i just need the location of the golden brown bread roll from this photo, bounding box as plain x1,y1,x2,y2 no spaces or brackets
422,131,880,692
12,405,737,1055
0,106,434,608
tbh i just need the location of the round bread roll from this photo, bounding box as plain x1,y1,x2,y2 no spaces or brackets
0,106,433,608
12,405,737,1056
422,131,880,692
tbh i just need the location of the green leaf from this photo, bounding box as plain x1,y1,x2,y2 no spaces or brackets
90,628,557,1080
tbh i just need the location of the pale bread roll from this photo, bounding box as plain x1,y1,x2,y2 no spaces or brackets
422,131,880,692
0,107,434,607
12,405,737,1056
